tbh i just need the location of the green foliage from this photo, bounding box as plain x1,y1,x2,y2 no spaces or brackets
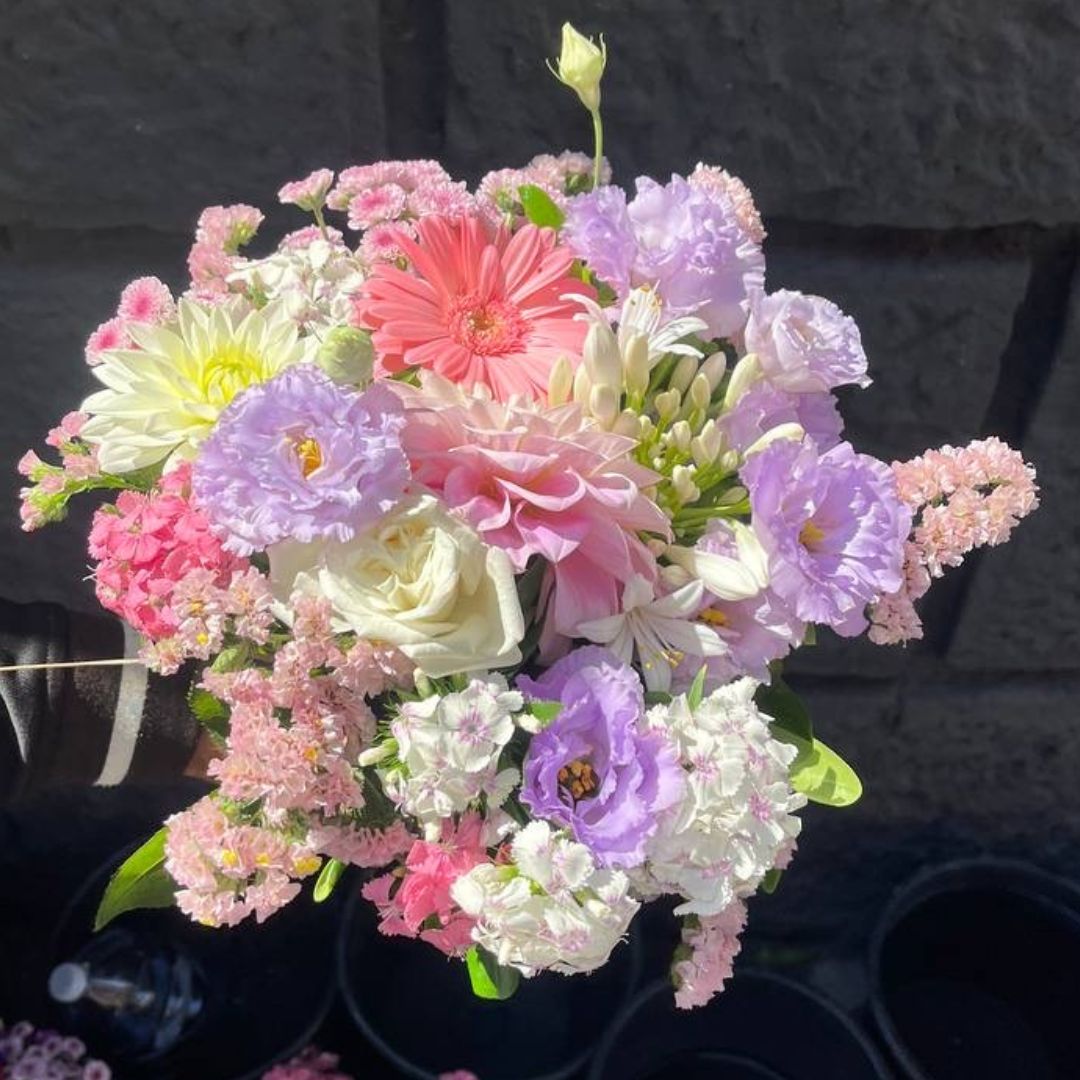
686,666,708,711
761,868,783,894
518,184,566,229
774,730,863,807
755,679,813,743
313,858,346,903
465,945,520,1000
94,829,176,931
188,686,231,743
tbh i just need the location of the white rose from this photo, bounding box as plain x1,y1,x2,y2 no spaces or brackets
269,494,524,677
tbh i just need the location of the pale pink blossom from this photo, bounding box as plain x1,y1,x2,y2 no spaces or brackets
672,899,747,1009
278,168,335,212
117,276,176,325
85,317,133,364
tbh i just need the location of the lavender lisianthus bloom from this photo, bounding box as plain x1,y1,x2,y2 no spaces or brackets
518,646,684,869
718,382,844,454
565,175,765,339
193,364,409,554
744,289,870,393
741,439,910,637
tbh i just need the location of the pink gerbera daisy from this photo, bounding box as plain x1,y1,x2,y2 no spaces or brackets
352,214,592,400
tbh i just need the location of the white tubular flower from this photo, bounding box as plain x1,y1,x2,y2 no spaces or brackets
451,821,639,976
665,521,769,601
634,680,805,916
382,674,523,822
723,352,763,410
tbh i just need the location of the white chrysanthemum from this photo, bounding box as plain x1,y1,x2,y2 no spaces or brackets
451,821,639,976
634,679,805,916
80,298,314,473
381,674,523,822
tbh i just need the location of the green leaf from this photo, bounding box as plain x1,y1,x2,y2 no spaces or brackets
527,700,562,726
210,642,252,674
465,945,520,1000
644,691,673,707
94,828,176,931
188,686,231,742
686,666,708,711
518,184,566,229
761,868,783,894
313,858,345,903
755,680,813,743
774,730,863,808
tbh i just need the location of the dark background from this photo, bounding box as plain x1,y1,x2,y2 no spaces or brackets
1,0,1078,1007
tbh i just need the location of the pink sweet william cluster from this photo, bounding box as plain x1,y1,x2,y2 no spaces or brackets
17,23,1038,1013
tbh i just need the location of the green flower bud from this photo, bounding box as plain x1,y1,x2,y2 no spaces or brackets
549,22,607,113
315,326,374,386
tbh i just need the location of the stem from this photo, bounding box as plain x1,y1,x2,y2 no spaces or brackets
312,204,331,242
591,108,604,190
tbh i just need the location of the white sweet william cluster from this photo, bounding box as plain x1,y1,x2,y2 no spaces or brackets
381,675,523,822
635,679,805,915
451,821,639,976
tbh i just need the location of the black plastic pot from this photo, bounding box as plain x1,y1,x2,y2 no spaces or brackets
337,884,642,1080
48,842,342,1080
589,971,889,1080
870,858,1080,1080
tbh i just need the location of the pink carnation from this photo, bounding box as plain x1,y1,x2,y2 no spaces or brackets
363,814,488,957
85,317,133,365
398,375,668,644
88,463,245,640
278,168,335,212
117,276,176,325
689,163,766,244
672,899,747,1010
354,214,593,400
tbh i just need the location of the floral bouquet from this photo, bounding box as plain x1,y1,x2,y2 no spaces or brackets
17,25,1038,1008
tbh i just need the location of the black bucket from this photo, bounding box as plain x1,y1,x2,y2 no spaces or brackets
47,842,342,1080
588,971,889,1080
337,884,642,1080
870,858,1080,1080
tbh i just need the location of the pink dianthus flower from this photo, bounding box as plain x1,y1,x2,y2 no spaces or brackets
672,899,747,1010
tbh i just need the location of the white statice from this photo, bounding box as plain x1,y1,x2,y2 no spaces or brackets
228,235,366,336
451,821,639,976
381,675,523,822
634,679,805,916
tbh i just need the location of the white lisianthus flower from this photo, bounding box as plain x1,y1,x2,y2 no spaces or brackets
80,298,314,473
381,675,523,822
451,821,639,976
268,495,524,678
633,679,805,916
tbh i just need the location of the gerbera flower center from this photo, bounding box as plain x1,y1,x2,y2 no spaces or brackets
558,758,600,801
799,520,826,550
294,436,323,477
447,292,528,356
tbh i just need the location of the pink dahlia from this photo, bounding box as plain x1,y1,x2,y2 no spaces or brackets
398,375,668,644
353,214,593,401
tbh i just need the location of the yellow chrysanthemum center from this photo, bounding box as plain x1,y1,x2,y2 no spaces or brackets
294,436,323,478
799,520,826,550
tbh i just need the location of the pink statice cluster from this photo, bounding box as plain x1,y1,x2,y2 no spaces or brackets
672,899,747,1010
84,275,175,364
869,437,1039,644
363,813,490,957
0,1020,110,1080
87,463,245,642
165,593,413,926
187,204,264,294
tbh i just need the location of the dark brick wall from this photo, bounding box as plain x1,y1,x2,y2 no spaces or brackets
1,0,1077,939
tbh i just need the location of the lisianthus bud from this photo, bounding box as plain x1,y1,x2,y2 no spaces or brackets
550,23,607,113
315,326,374,385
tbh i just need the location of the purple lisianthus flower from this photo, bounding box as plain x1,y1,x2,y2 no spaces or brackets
741,439,910,637
565,175,765,339
193,364,409,554
676,520,806,688
744,289,870,393
719,381,844,454
518,646,684,869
